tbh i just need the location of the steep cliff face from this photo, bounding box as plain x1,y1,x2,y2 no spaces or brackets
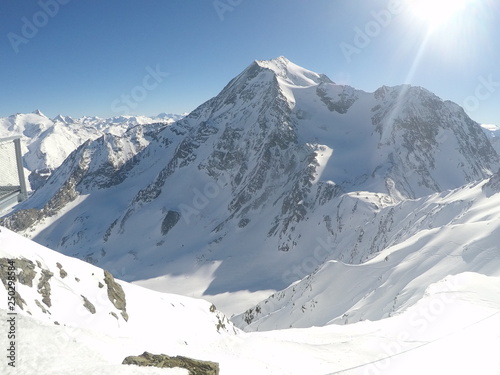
369,85,498,197
1,57,498,300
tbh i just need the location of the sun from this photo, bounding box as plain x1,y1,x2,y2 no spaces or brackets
407,0,475,30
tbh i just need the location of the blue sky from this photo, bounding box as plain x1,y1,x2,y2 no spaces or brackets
1,0,499,125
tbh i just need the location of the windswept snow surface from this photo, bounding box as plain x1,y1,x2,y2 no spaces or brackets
1,225,499,374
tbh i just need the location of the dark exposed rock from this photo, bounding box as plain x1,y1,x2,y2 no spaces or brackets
0,258,37,287
122,352,219,375
315,182,343,206
0,209,42,233
208,304,230,332
132,122,219,207
56,262,67,278
316,85,358,114
81,295,96,314
238,218,250,228
103,219,117,242
0,258,32,310
15,292,27,311
161,210,181,235
35,299,48,314
215,313,227,332
482,170,500,197
38,269,53,307
103,270,128,321
243,307,257,325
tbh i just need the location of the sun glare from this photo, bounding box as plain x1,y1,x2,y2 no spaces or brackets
408,0,475,30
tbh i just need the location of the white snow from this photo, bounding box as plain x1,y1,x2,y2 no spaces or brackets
1,229,499,374
0,111,184,190
1,58,500,374
233,179,500,331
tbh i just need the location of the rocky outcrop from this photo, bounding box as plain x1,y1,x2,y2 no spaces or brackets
37,269,53,307
0,258,29,310
0,209,42,233
122,352,219,375
103,270,128,321
316,84,358,114
81,295,96,314
13,258,37,287
161,210,181,235
482,169,500,197
56,262,67,278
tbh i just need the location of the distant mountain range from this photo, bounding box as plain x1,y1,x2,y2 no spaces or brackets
0,111,184,190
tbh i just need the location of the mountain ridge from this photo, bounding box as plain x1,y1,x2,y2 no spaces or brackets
0,112,184,191
2,56,499,318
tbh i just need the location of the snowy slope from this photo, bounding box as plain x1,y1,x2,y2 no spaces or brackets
0,226,236,374
234,178,500,330
1,57,499,318
0,111,183,190
1,56,500,374
1,227,499,374
0,226,235,339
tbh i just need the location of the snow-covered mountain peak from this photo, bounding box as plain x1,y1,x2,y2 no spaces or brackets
2,58,500,374
0,111,184,192
2,57,500,320
482,123,500,132
52,114,76,124
52,114,65,122
255,56,333,88
32,109,47,117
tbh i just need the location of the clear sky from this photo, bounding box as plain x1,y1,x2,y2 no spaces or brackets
1,0,499,125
